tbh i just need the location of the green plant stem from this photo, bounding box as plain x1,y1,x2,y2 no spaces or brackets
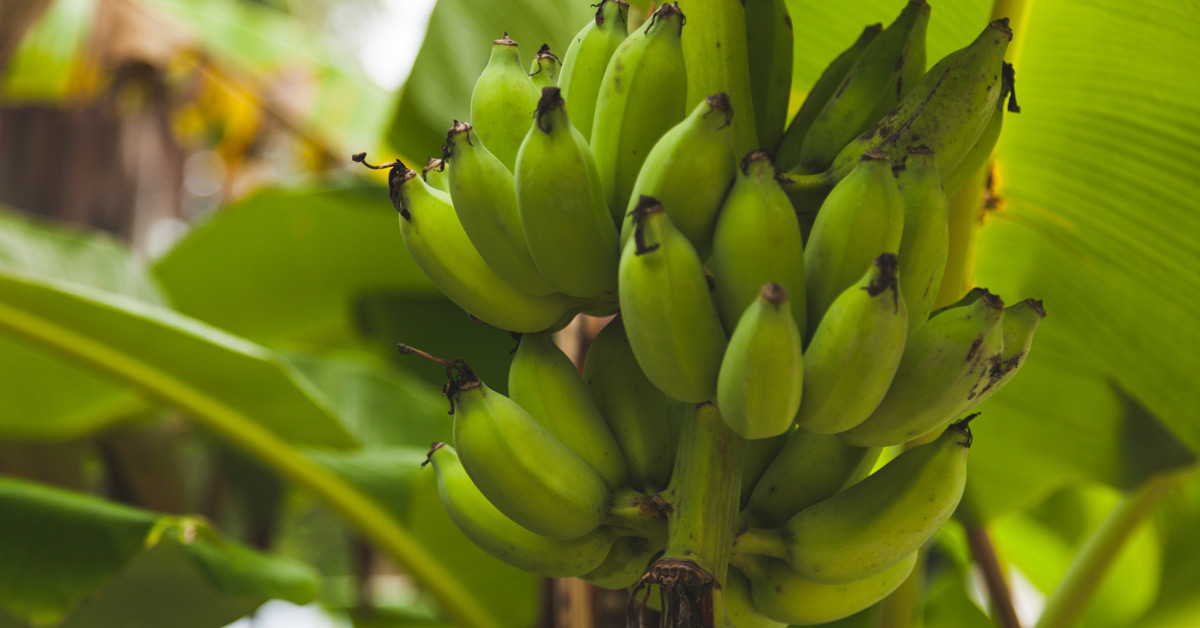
659,402,746,624
966,524,1022,628
1033,474,1177,628
0,299,502,628
731,526,788,560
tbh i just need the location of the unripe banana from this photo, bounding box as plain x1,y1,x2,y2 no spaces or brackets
725,567,786,628
895,146,949,333
427,443,614,577
676,0,756,153
413,353,611,540
825,19,1013,181
470,34,540,170
796,0,929,173
709,150,807,335
583,316,675,493
784,421,971,583
717,283,803,440
744,427,880,528
619,197,727,403
744,0,793,151
422,157,449,193
618,93,737,260
581,535,660,590
443,121,555,296
514,87,620,297
775,24,881,172
527,44,560,90
963,297,1045,408
357,156,575,332
795,254,907,434
840,290,1004,447
735,552,918,625
509,331,629,489
941,62,1019,197
591,3,688,221
803,151,904,338
740,431,789,508
558,0,629,139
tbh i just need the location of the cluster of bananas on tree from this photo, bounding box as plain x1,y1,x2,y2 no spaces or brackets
357,0,1047,624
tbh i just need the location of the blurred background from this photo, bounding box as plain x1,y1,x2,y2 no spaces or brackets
1,1,1198,627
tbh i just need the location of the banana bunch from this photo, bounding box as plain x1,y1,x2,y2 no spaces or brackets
358,1,1049,623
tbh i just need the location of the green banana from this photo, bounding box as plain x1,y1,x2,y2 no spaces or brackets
824,19,1013,182
618,93,737,260
941,62,1019,197
803,150,904,339
796,1,929,173
744,0,793,151
841,290,1004,447
619,197,727,403
744,427,880,528
709,150,807,335
514,87,620,297
734,552,918,625
558,0,629,139
470,34,540,170
422,156,449,193
355,155,574,332
427,443,614,577
964,297,1046,408
717,283,803,440
591,2,688,221
775,24,881,172
583,316,675,493
676,0,756,153
795,254,907,434
527,43,560,90
580,535,660,590
509,331,628,489
783,421,971,583
725,566,786,628
740,430,789,508
443,121,555,296
895,146,949,333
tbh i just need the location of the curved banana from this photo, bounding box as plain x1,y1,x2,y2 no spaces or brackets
427,443,614,577
527,43,560,90
676,0,756,153
784,421,971,583
895,146,949,333
963,297,1046,409
470,34,540,170
422,156,449,193
735,552,918,625
775,24,881,173
583,316,675,493
591,3,688,221
514,87,620,297
941,62,1019,197
618,93,737,260
840,290,1004,447
443,121,555,296
356,156,575,332
509,331,628,488
803,150,904,338
795,254,907,434
725,566,786,628
824,19,1013,181
619,196,727,403
580,535,660,590
558,0,629,139
744,427,880,528
709,150,807,335
717,283,803,440
412,352,612,540
796,0,929,173
740,431,789,508
744,0,793,151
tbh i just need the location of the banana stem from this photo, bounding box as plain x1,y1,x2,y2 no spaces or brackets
1033,473,1178,628
730,526,788,560
606,487,669,545
965,524,1022,628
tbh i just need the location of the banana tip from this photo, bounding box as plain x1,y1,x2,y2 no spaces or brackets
422,442,447,467
761,282,789,306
